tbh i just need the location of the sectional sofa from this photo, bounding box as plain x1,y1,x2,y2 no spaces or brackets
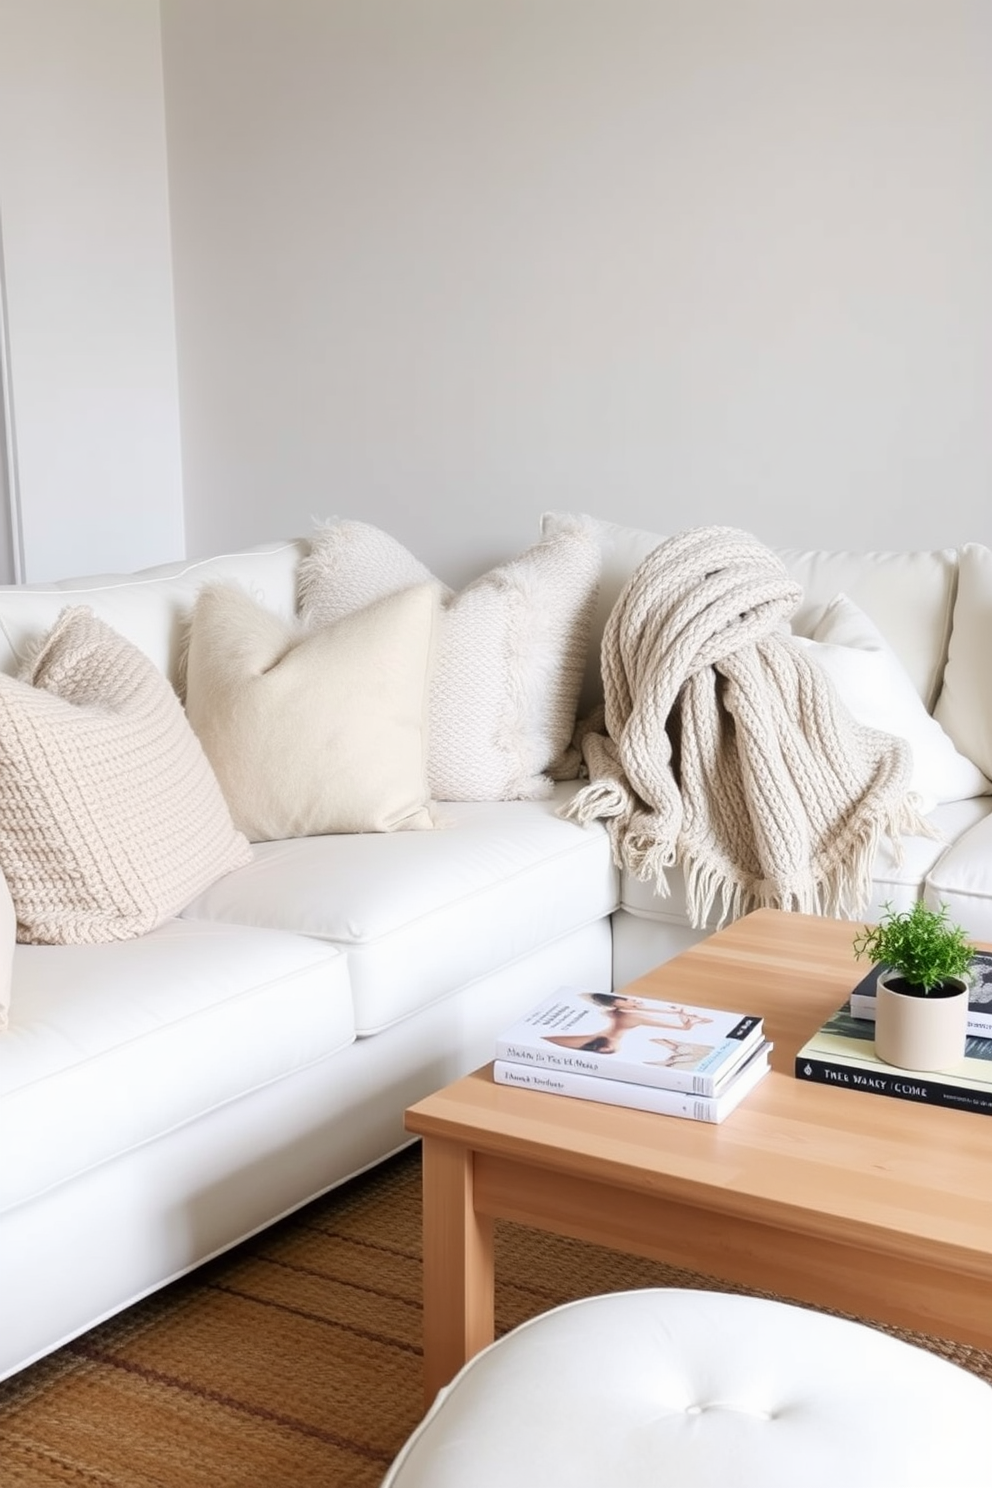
1,512,990,1382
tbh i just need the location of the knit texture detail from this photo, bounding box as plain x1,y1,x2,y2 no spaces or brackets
298,520,601,801
0,607,252,945
560,526,934,928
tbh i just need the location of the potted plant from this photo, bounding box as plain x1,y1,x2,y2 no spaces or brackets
852,900,974,1071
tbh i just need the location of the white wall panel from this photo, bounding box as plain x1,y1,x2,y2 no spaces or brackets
0,0,184,582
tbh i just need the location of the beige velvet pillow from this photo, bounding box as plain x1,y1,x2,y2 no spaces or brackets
0,607,252,945
0,873,14,1031
183,582,439,841
298,521,601,800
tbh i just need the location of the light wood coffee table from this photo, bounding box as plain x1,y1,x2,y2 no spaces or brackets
405,908,992,1404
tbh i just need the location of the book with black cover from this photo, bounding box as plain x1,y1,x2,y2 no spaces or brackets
493,1039,773,1123
495,986,764,1096
795,1001,992,1116
849,952,992,1037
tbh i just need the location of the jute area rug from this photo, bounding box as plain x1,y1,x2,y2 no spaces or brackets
2,1144,990,1488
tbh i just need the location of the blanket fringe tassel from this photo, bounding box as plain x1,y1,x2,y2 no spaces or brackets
559,779,630,824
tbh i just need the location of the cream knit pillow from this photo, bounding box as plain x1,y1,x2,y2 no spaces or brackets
184,582,439,841
0,607,252,945
298,521,601,801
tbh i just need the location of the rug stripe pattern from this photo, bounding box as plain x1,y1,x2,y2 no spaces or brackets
1,1145,989,1486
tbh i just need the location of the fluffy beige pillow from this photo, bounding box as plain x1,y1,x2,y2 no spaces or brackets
184,582,439,841
0,607,252,945
0,872,14,1030
298,521,601,800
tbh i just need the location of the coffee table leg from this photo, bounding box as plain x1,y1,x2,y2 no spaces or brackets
420,1135,494,1407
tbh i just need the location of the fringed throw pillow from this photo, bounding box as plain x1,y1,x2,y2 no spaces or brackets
298,521,601,801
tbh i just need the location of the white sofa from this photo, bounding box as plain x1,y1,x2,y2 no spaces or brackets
2,514,991,1383
545,514,992,986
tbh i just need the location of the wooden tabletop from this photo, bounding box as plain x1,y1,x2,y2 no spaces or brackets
407,908,992,1279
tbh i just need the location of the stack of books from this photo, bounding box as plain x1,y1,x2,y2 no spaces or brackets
494,986,772,1124
795,994,992,1117
848,950,992,1038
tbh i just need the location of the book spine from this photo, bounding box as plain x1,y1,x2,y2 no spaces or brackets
849,992,992,1039
492,1059,725,1121
794,1056,992,1116
493,1034,759,1097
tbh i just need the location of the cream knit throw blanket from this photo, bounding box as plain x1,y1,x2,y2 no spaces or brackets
560,526,932,928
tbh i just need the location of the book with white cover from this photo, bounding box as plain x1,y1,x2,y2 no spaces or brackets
493,1041,773,1123
495,987,764,1096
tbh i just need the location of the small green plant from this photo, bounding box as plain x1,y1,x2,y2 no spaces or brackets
853,900,974,993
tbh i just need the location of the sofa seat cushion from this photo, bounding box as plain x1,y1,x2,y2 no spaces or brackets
924,808,992,941
619,798,992,929
0,921,352,1214
181,784,619,1034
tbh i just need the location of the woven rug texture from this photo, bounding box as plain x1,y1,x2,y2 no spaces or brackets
1,1144,989,1487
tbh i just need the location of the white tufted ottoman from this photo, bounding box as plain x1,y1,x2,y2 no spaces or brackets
383,1289,992,1487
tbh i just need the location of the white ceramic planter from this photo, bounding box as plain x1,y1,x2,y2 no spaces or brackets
874,970,969,1072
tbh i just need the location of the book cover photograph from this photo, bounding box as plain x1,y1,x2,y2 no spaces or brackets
496,987,764,1096
493,1039,773,1124
849,951,992,1037
795,1001,992,1116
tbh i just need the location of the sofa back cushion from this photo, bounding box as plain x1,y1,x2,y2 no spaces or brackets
0,542,305,690
542,511,959,717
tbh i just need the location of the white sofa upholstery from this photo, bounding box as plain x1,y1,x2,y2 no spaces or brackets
1,518,990,1382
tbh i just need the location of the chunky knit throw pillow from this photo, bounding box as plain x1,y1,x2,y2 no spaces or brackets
298,520,601,801
0,607,252,945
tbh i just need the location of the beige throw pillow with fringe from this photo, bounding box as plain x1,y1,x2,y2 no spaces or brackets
0,607,252,945
298,521,601,801
184,582,438,841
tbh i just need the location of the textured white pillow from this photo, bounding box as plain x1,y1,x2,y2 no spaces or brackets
0,873,14,1031
184,582,438,840
0,607,252,945
298,521,601,801
792,593,990,813
934,543,992,780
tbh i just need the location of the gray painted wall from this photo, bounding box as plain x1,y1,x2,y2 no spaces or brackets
162,0,992,587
